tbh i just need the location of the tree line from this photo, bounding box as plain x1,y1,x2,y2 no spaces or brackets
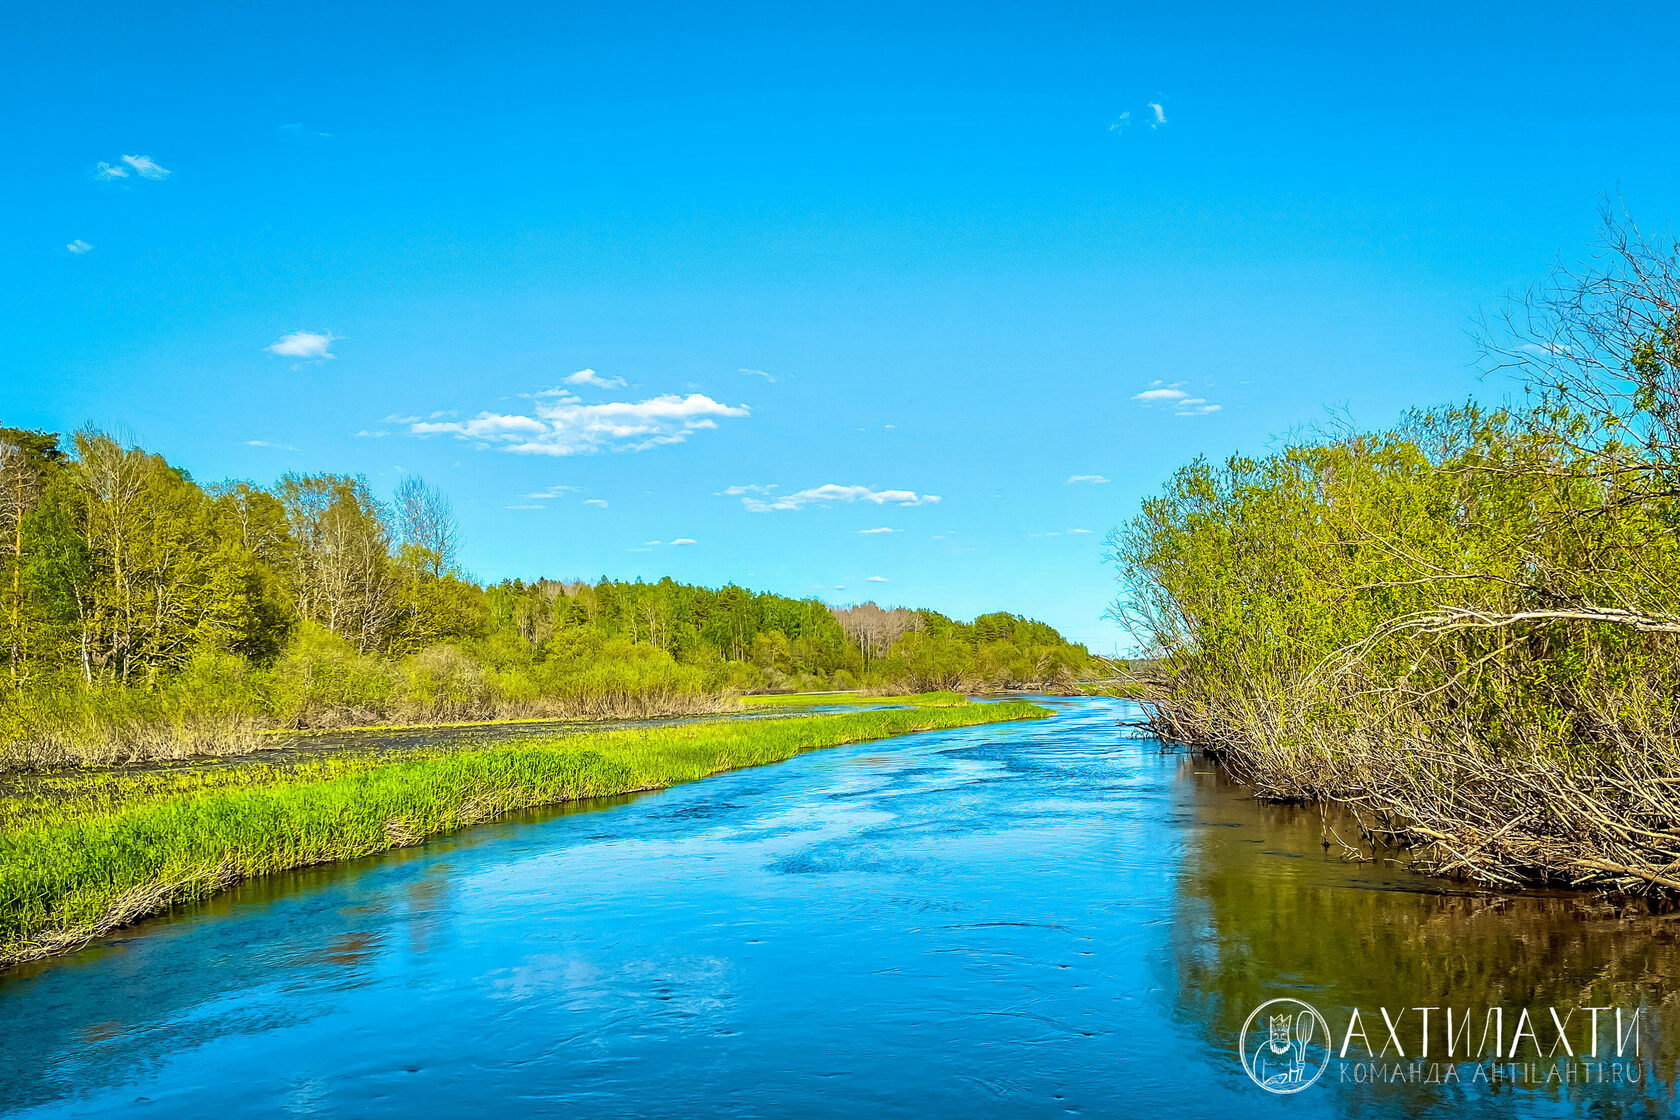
0,430,1090,759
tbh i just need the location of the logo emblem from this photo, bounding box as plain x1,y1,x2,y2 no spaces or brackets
1239,998,1332,1093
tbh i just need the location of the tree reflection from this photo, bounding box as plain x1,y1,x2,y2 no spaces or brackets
1167,758,1680,1116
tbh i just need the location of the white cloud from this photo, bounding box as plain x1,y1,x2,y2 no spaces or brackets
1148,102,1167,128
410,392,749,456
739,484,941,513
1108,111,1131,134
865,575,889,583
719,483,776,496
524,485,578,499
1066,474,1109,484
583,498,609,508
97,155,171,181
122,154,171,179
858,527,900,534
1173,399,1222,417
353,429,388,439
267,330,337,361
1133,380,1220,416
244,439,298,450
1068,528,1093,535
563,368,627,390
670,538,696,546
739,368,776,382
66,239,93,254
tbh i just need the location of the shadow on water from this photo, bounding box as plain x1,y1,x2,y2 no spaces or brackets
3,697,1680,1118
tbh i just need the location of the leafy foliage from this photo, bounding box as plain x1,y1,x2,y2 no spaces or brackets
1109,213,1680,891
0,431,1088,763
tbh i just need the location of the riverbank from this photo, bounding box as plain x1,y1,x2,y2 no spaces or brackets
1134,684,1680,898
2,683,744,773
4,687,1021,774
0,700,1049,969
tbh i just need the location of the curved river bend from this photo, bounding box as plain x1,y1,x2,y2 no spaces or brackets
2,698,1676,1118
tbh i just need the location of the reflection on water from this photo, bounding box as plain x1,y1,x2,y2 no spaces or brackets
1,699,1676,1117
1170,763,1680,1116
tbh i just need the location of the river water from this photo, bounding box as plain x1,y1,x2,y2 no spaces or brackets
1,697,1676,1117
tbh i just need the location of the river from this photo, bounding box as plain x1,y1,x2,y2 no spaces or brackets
1,697,1675,1117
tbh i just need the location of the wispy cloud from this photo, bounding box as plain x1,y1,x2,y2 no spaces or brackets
1031,528,1095,538
738,484,941,513
739,368,776,382
1133,380,1220,416
353,429,388,439
583,498,609,508
524,485,578,499
97,154,170,181
1172,398,1221,416
1066,474,1109,484
267,330,337,361
1108,100,1167,136
858,527,900,534
563,368,627,390
280,122,332,139
66,239,93,254
642,538,697,547
670,538,696,546
865,575,889,583
244,439,298,451
409,391,749,456
123,154,171,179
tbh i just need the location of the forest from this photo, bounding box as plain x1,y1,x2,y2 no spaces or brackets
1110,212,1680,893
0,429,1090,766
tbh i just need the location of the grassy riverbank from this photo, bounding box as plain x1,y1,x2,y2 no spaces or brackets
0,700,1049,968
740,690,968,709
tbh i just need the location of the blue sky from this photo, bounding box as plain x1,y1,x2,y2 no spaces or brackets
6,2,1680,652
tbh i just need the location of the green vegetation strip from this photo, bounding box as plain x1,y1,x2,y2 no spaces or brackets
0,701,1049,967
739,690,968,709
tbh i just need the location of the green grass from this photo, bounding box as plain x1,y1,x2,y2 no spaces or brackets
740,690,968,709
0,700,1049,967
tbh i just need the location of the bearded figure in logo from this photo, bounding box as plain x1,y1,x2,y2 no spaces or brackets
1254,1011,1315,1088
